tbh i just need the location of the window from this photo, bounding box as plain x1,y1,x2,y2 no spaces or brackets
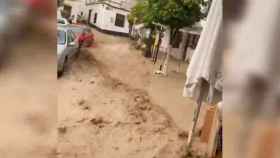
70,31,76,40
63,5,72,19
115,13,125,27
189,34,200,49
57,30,66,45
88,9,92,23
94,13,98,23
85,28,92,34
67,31,75,44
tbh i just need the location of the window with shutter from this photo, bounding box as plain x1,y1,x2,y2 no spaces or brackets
93,13,98,23
115,13,125,27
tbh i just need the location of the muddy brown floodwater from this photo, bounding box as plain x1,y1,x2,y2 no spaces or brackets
57,29,192,158
0,34,57,158
0,27,199,158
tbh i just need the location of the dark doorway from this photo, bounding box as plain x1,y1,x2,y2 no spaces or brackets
62,5,72,19
88,9,92,24
94,13,98,24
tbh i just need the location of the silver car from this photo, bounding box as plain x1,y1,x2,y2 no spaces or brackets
57,25,79,76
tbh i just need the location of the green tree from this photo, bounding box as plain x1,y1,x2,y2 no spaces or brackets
129,0,204,33
153,0,203,42
129,0,204,73
152,0,204,74
130,0,204,27
128,0,149,25
128,0,156,57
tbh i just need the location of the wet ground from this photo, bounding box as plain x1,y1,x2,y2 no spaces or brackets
57,29,197,158
0,27,202,158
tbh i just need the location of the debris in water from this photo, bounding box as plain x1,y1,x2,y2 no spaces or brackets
58,126,67,134
178,131,189,139
83,105,90,110
89,79,95,84
78,98,86,106
90,117,104,125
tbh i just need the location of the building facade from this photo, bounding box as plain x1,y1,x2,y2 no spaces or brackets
159,22,204,61
85,0,135,36
63,0,86,22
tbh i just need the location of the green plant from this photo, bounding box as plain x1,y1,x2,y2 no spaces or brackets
129,0,204,59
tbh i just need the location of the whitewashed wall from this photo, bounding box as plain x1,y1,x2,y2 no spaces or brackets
64,0,86,23
87,4,104,27
102,6,130,34
57,7,63,19
86,4,130,34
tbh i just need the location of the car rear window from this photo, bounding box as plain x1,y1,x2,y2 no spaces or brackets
57,30,66,45
71,27,83,36
85,28,92,34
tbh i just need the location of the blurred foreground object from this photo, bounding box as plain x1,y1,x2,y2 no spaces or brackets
183,0,222,153
0,1,57,157
21,0,56,37
0,0,27,64
224,0,280,158
0,0,56,65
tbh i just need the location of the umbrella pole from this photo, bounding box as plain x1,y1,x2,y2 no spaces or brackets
187,97,203,149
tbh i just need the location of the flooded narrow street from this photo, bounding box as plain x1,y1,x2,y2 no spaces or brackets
57,28,195,158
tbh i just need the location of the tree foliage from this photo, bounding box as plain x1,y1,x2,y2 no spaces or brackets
129,0,204,29
129,0,205,57
128,0,152,26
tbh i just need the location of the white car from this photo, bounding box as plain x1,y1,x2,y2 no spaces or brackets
57,26,79,77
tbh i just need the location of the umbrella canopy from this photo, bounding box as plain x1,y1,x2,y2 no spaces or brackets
183,0,222,104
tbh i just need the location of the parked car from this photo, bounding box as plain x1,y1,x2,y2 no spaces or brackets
67,24,94,48
57,25,79,77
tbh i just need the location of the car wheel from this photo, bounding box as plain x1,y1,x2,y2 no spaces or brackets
58,56,68,78
57,70,63,78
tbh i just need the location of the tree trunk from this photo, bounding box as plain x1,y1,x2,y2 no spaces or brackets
144,27,154,58
153,31,163,64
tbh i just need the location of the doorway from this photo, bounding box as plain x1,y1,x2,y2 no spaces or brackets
88,9,92,24
94,13,98,24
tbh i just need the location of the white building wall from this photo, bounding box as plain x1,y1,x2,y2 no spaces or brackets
64,0,86,23
57,6,63,19
86,3,130,34
102,6,130,34
87,4,104,28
